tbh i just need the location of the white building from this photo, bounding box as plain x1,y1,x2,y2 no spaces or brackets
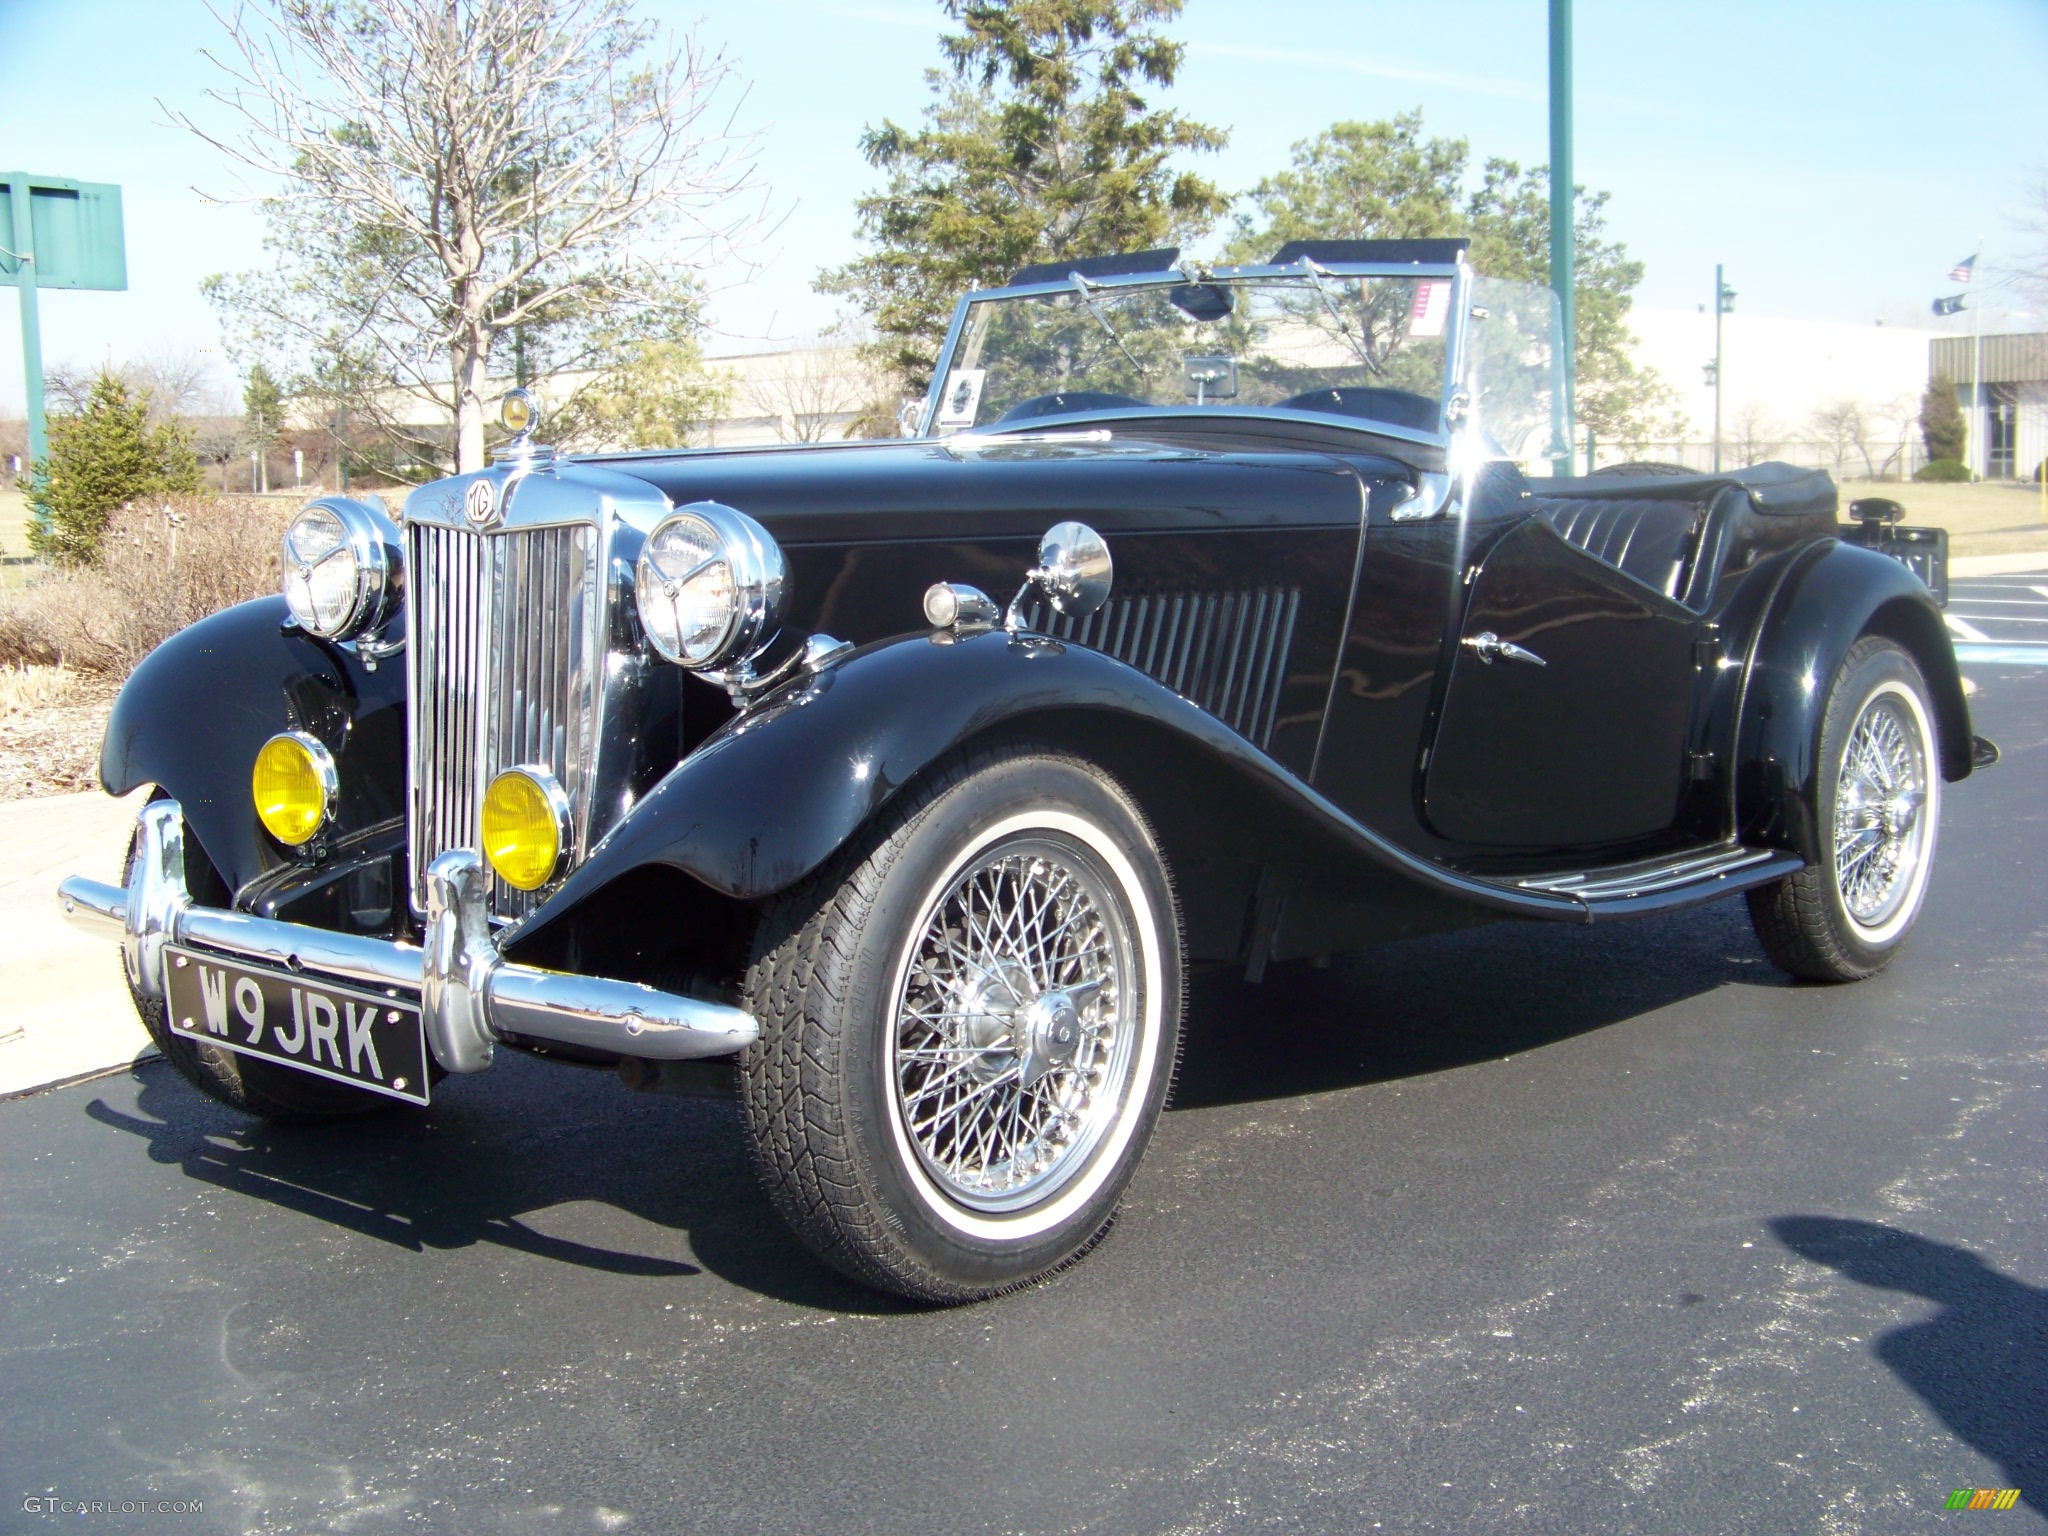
1931,332,2048,482
700,310,1958,476
1610,307,1940,476
307,309,1986,477
701,341,881,447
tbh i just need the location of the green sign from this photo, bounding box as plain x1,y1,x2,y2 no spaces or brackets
2,174,128,536
0,176,128,291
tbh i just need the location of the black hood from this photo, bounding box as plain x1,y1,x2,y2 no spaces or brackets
575,434,1388,546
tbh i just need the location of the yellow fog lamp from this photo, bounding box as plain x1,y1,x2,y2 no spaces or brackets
251,732,337,847
481,766,571,891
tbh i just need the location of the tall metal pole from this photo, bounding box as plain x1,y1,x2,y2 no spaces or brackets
1713,263,1725,474
1969,234,1984,478
9,178,49,535
1548,0,1576,477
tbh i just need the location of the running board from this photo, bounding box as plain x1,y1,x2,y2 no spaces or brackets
1490,843,1803,919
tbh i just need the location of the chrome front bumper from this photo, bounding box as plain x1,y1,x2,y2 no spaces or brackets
56,801,758,1074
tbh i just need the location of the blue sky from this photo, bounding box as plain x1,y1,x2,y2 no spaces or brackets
1,0,2043,412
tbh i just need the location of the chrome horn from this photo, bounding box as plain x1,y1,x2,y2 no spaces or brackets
1005,521,1113,632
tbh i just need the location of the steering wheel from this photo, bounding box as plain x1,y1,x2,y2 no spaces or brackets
1279,387,1441,434
998,391,1149,424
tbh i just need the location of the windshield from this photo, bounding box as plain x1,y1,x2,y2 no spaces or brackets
1464,276,1565,468
929,268,1569,471
932,272,1457,439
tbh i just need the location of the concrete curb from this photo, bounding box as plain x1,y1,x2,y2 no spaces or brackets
0,788,157,1100
0,1051,160,1105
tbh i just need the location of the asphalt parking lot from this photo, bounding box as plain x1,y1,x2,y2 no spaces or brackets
4,669,2044,1536
1948,570,2048,665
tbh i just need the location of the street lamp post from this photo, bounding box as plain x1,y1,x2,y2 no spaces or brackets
1711,265,1735,473
1548,0,1576,477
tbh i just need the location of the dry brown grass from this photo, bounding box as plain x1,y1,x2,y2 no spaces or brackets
0,665,116,797
0,662,75,716
0,495,293,675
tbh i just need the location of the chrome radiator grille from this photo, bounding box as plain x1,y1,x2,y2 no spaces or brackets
406,519,602,919
1026,588,1301,749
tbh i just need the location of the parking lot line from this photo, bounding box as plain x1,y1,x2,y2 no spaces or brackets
1945,574,2048,662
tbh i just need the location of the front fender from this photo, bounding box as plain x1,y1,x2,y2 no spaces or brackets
1737,539,1971,860
512,627,1591,951
100,596,407,895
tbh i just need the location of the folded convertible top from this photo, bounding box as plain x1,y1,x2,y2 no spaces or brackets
1540,460,1836,520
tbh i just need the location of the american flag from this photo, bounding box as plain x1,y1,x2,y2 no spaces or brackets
1948,254,1976,284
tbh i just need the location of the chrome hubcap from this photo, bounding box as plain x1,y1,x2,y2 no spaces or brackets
892,837,1135,1213
1834,688,1930,930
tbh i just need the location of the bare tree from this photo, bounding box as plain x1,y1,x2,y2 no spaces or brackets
1864,392,1923,482
742,328,887,443
1729,400,1783,467
41,365,95,417
1808,400,1876,481
183,0,767,474
43,355,219,427
192,426,243,490
133,346,228,422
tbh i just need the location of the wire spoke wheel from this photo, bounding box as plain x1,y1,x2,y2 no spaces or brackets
1747,638,1944,983
892,835,1139,1215
741,747,1181,1301
1832,686,1931,933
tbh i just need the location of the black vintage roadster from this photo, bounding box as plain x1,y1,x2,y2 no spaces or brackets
60,240,1989,1301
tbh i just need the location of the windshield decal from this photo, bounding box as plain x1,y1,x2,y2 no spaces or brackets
1408,280,1450,339
937,369,987,428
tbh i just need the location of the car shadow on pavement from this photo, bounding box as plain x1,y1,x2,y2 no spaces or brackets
1174,895,1784,1110
81,1055,908,1315
68,896,1779,1313
1771,1216,2046,1515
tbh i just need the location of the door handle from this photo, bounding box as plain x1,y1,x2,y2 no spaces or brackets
1463,630,1547,667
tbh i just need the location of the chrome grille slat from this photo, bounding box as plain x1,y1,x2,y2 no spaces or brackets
1027,588,1300,749
408,518,601,920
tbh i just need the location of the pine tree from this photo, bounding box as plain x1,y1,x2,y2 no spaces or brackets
1228,111,1683,451
1920,373,1966,464
26,370,202,564
820,0,1228,397
244,363,285,490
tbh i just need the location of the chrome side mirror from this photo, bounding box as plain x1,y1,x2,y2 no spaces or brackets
1004,521,1113,635
1035,521,1113,616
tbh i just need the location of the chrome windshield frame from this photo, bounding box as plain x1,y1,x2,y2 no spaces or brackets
918,258,1474,452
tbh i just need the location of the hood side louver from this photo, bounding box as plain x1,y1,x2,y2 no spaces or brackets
1026,588,1300,749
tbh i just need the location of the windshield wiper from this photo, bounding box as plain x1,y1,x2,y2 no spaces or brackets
1070,272,1146,374
1296,255,1379,374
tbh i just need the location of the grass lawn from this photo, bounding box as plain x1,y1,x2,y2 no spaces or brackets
1836,478,2048,560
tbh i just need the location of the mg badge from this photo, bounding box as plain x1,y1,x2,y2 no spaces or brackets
463,477,498,527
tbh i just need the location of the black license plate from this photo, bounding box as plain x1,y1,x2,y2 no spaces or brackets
163,946,430,1105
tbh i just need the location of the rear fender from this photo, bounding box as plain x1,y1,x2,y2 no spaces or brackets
1737,540,1971,860
99,597,407,897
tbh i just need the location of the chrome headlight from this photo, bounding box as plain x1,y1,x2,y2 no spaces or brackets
635,502,785,670
281,497,401,640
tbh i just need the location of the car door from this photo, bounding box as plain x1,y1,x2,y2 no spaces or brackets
1421,511,1701,850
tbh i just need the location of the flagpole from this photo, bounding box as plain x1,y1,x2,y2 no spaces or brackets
1970,233,1983,479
